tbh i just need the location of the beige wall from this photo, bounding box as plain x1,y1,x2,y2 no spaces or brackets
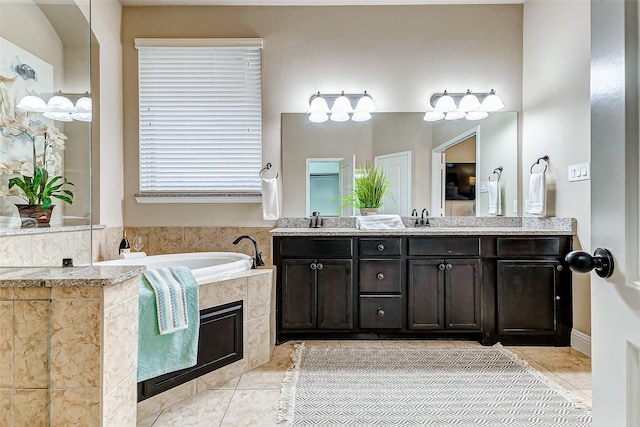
91,0,124,227
121,4,523,226
522,0,591,335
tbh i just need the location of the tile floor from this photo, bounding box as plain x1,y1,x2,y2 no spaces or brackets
137,340,592,427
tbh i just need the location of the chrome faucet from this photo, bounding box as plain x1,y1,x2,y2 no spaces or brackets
310,211,323,228
417,209,430,227
232,235,264,269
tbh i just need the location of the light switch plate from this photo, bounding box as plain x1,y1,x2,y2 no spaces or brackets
568,162,590,182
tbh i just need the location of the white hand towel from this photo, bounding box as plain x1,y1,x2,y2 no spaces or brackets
356,214,405,230
488,181,501,216
527,172,546,215
261,177,279,220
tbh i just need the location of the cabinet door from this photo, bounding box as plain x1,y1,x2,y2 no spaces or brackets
281,259,316,329
445,259,481,330
497,260,559,335
317,259,354,329
408,260,444,330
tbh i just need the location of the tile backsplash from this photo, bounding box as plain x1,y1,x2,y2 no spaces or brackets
0,225,274,268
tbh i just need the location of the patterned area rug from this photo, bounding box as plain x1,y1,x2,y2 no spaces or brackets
278,344,591,426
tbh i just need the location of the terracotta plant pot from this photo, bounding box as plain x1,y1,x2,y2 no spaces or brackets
15,204,55,228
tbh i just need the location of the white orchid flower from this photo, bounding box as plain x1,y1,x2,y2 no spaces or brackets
20,162,34,177
0,162,11,175
0,185,8,197
9,186,21,196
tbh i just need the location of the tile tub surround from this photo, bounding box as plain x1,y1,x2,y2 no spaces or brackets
0,266,142,427
94,226,274,265
137,267,276,422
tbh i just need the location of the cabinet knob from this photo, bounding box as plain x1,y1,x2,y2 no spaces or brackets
377,308,385,317
377,272,385,280
439,263,446,271
446,264,453,270
377,244,385,251
316,263,323,270
556,265,564,272
310,263,317,270
556,296,561,300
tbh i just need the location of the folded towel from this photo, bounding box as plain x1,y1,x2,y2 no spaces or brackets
488,181,502,216
137,267,200,382
262,177,279,220
356,214,405,230
120,251,147,259
143,267,189,334
527,172,546,216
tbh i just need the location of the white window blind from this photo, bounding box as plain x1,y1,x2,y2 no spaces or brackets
136,39,263,197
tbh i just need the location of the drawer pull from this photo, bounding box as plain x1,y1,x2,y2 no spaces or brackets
439,263,446,271
377,244,385,251
377,308,385,317
556,296,561,301
557,265,564,272
310,263,317,270
446,263,453,270
377,273,385,280
317,263,324,270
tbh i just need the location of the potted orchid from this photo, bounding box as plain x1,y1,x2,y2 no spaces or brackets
0,115,74,226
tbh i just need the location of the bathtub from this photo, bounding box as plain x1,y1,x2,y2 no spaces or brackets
96,252,254,284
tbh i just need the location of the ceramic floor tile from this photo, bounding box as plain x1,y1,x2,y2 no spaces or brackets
423,340,470,347
220,389,280,427
137,414,160,427
236,368,286,390
151,389,234,427
207,375,241,390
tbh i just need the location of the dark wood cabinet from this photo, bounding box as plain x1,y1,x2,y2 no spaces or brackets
408,258,480,331
274,234,571,346
280,257,354,332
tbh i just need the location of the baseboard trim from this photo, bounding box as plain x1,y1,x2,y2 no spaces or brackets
571,329,591,356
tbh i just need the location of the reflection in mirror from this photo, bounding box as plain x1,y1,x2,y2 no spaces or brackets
281,112,518,218
0,0,91,229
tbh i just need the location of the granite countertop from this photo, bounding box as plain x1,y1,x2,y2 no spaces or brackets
271,216,576,236
0,265,145,287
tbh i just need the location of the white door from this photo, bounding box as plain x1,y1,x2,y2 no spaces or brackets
588,3,640,425
375,151,411,216
339,155,356,217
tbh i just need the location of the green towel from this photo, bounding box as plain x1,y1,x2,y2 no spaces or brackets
137,266,200,382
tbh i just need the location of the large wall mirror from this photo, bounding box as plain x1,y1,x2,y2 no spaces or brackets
0,0,92,229
281,112,518,218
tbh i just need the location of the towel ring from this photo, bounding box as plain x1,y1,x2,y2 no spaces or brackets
489,166,503,182
530,155,549,174
259,163,278,179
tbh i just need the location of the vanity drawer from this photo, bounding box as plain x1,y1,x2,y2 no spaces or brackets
359,260,402,293
496,238,560,257
408,237,480,256
359,296,403,329
359,238,402,256
279,238,353,258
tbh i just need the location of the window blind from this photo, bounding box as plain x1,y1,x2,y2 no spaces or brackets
136,39,262,195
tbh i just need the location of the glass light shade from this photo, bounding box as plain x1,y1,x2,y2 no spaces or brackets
308,94,330,113
351,111,371,122
465,111,489,121
46,95,75,113
481,91,504,112
434,93,456,112
444,111,466,120
331,93,352,113
74,97,92,113
71,112,93,122
308,112,329,123
16,95,47,112
329,112,350,122
43,111,73,122
423,111,445,122
458,92,481,112
354,92,376,113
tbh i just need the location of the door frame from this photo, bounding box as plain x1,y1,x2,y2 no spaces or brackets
430,126,481,217
305,157,342,217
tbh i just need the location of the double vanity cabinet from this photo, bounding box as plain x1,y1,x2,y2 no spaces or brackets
272,225,573,346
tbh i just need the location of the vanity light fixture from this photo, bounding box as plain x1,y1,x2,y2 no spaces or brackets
424,89,504,122
16,93,92,122
307,91,376,123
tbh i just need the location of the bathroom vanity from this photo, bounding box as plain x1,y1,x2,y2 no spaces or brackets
271,217,574,346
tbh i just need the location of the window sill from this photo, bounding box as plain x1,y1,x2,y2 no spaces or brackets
135,193,262,204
